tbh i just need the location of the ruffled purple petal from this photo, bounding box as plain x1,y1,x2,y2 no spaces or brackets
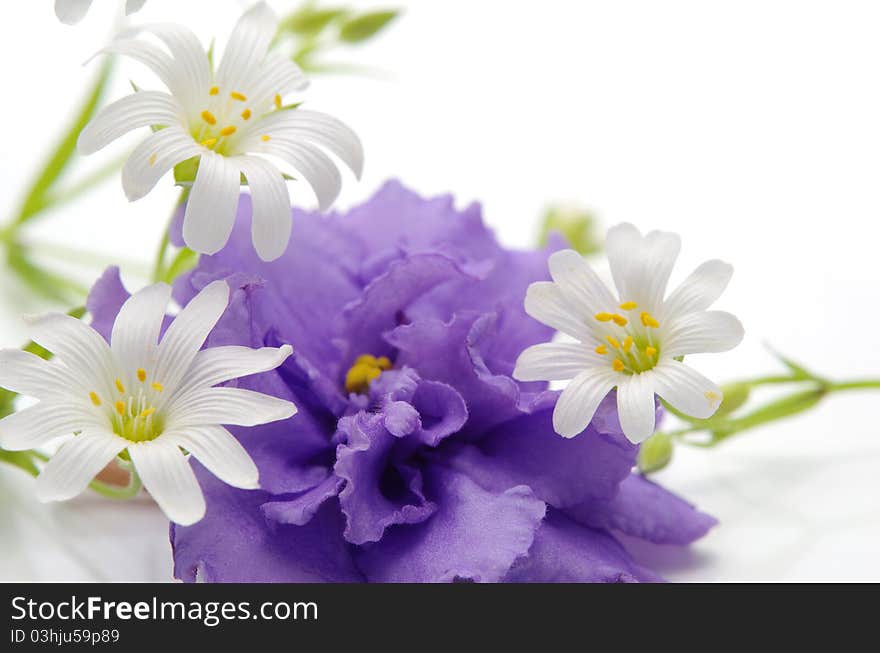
356,464,546,583
565,474,718,545
504,510,662,583
261,475,344,526
85,266,130,342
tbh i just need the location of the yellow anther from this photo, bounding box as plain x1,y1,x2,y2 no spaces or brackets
274,94,282,109
623,336,633,352
148,153,157,167
619,301,638,311
200,137,218,148
219,125,237,137
137,369,147,383
260,134,271,142
241,108,252,120
612,358,625,372
89,391,102,407
594,312,614,322
115,379,125,394
139,407,156,419
209,86,220,96
645,346,657,358
705,391,721,403
344,363,374,394
595,345,608,355
376,356,392,371
230,91,247,101
201,110,217,125
151,382,164,393
115,401,126,416
355,354,378,366
640,312,660,329
606,336,621,350
612,314,628,327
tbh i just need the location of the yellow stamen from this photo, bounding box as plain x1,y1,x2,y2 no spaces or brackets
201,110,217,125
139,407,156,419
606,336,621,350
274,94,282,109
260,134,271,142
640,312,660,329
137,369,147,383
241,108,252,120
209,86,219,96
612,358,625,372
595,345,608,355
705,391,721,404
200,137,218,148
148,153,157,167
115,379,125,394
151,382,164,393
594,312,613,323
355,354,378,366
115,401,126,416
619,301,638,311
623,336,633,352
376,356,392,370
219,125,237,137
230,91,247,101
612,314,628,327
645,346,657,358
89,391,102,407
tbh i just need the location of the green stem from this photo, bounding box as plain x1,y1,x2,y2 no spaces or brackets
152,188,188,283
88,469,143,501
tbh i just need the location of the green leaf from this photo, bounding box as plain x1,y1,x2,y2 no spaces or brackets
282,7,349,37
339,10,399,43
161,247,200,284
709,388,825,444
6,247,85,304
765,344,816,381
0,449,39,477
13,57,113,226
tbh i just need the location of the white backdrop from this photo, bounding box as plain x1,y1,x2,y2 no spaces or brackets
1,0,878,581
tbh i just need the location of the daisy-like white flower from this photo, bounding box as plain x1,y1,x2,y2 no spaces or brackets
0,280,297,525
77,1,363,261
514,223,744,444
55,0,145,25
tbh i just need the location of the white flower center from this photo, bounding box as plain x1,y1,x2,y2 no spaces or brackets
89,369,166,442
190,85,276,155
591,302,662,375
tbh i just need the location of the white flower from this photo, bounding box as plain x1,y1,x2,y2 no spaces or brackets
0,280,297,525
77,1,363,261
514,223,744,444
55,0,146,25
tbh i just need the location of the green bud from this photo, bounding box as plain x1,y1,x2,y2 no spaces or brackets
339,10,400,43
715,382,751,417
637,432,674,474
538,205,601,255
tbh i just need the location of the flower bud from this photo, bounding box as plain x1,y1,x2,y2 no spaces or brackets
715,382,751,417
637,432,674,474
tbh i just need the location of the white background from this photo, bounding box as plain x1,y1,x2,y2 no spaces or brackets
1,0,879,581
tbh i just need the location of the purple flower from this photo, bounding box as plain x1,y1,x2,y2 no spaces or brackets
89,181,716,582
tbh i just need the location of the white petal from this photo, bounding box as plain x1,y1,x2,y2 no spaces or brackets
0,349,79,402
55,0,92,24
186,344,293,389
165,425,259,489
513,342,596,382
137,23,210,109
121,126,201,201
79,91,183,155
606,223,681,307
111,283,172,377
244,139,341,211
215,1,278,94
96,38,177,94
0,403,104,451
128,438,205,525
523,281,592,341
664,260,734,317
155,280,230,395
126,0,147,14
547,249,618,317
24,312,115,397
166,387,296,429
182,151,242,254
236,155,292,261
664,310,744,357
653,360,723,420
35,431,126,502
552,368,619,438
616,373,657,444
246,52,309,111
242,110,363,179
